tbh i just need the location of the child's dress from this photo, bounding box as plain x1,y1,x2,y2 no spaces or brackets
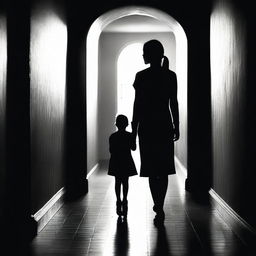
108,130,137,178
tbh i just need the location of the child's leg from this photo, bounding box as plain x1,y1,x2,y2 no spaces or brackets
121,177,129,217
122,177,129,201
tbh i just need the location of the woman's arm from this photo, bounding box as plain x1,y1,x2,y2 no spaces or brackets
132,93,139,136
169,73,180,141
131,73,140,145
132,73,140,135
131,91,139,150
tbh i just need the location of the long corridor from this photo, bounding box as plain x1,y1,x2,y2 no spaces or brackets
28,162,254,256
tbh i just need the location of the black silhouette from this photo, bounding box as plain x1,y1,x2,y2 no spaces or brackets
108,114,137,217
152,226,172,256
114,217,129,255
131,39,180,225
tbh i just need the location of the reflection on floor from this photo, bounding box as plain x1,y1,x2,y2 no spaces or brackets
29,162,255,255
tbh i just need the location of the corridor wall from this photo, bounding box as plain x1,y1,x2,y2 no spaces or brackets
4,0,32,246
0,7,7,221
211,0,256,230
30,0,67,216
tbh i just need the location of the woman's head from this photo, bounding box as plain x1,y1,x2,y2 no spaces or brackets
143,39,164,64
115,114,128,130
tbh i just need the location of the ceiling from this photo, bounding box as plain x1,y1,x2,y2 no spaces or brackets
103,15,173,33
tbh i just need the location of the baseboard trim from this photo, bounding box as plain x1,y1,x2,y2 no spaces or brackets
209,188,256,246
86,163,99,179
31,187,65,233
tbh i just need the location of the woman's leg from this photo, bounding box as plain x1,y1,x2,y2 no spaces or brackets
115,178,121,202
158,176,168,209
149,176,168,224
149,177,159,208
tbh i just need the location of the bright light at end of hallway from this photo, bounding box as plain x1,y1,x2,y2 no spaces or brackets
117,43,148,130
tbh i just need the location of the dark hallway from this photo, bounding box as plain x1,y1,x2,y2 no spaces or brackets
1,0,256,255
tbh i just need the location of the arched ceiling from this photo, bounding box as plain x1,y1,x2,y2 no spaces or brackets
103,15,173,33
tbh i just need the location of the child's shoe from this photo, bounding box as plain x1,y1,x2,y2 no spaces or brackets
153,205,165,226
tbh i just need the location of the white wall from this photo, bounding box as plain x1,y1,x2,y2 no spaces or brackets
0,13,7,217
30,0,67,212
210,0,247,217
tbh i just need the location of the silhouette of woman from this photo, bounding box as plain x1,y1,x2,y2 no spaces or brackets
131,39,179,226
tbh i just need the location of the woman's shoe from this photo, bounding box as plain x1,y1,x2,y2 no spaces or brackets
116,200,122,216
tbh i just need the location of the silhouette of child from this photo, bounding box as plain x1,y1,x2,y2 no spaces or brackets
108,114,137,217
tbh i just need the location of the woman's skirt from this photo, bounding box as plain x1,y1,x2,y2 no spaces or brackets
138,128,176,177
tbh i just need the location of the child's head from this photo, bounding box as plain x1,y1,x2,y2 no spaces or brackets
115,114,128,130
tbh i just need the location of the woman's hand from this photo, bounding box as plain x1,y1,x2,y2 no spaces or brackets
131,133,137,151
131,121,138,150
173,127,180,141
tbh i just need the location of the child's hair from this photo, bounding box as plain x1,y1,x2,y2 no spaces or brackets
115,114,128,129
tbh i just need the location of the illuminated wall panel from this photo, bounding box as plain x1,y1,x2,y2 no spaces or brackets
86,23,100,172
0,13,7,217
30,1,67,213
211,0,246,214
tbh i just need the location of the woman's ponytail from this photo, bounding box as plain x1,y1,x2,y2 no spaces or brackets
162,56,169,70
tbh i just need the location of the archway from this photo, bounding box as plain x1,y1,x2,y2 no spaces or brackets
86,6,187,178
117,42,146,128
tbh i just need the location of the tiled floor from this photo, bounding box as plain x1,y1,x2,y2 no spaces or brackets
28,159,255,255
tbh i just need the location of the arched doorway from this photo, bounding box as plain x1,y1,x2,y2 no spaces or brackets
117,42,146,128
86,6,187,178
